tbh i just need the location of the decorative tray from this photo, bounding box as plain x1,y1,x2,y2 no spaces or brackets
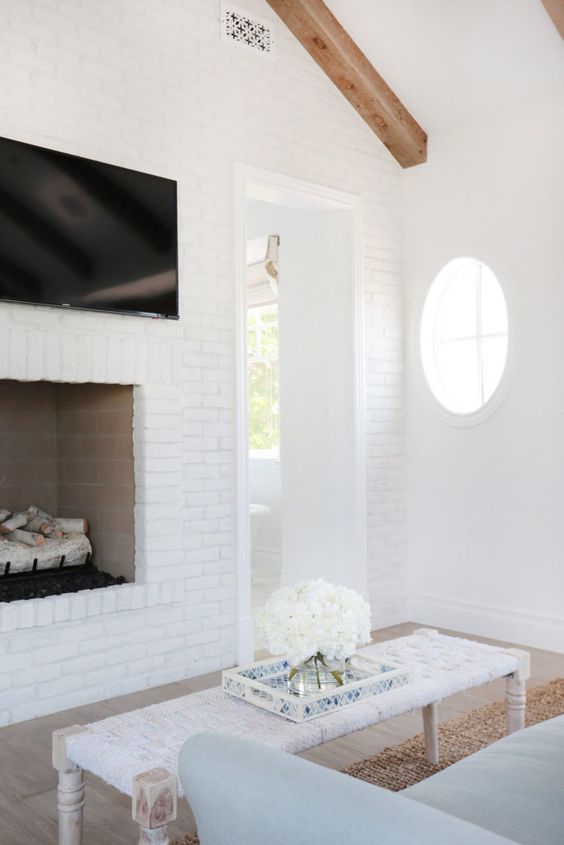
222,653,410,723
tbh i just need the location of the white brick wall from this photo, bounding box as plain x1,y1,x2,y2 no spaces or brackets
0,0,406,725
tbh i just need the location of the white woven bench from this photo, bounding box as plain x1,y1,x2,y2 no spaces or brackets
52,629,530,845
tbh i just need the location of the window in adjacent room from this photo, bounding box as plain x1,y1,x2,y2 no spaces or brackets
248,303,279,456
247,235,280,458
421,257,509,417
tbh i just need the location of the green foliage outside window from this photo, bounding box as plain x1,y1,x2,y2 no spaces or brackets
248,305,280,452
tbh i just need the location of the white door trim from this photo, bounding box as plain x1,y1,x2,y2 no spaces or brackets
233,163,366,664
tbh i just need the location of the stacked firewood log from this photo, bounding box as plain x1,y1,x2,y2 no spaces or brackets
0,506,92,573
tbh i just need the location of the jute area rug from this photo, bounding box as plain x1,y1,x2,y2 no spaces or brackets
172,678,564,845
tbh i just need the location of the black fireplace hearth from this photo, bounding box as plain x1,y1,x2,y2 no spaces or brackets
0,563,126,603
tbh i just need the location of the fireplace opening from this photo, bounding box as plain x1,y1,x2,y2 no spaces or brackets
0,380,135,602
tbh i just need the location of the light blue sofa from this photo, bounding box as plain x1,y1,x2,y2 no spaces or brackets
178,715,564,844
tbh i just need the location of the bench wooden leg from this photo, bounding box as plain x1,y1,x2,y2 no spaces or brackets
52,726,89,845
136,829,171,845
133,768,178,845
505,648,531,734
422,701,439,765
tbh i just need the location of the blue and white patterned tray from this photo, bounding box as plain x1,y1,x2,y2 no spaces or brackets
222,653,410,722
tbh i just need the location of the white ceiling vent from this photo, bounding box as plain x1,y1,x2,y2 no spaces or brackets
220,4,275,59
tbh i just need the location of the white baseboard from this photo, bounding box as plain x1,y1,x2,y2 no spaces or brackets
408,593,564,654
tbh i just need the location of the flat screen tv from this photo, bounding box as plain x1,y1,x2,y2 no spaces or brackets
0,136,178,318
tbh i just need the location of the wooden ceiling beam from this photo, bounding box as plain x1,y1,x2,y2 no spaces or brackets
541,0,564,38
265,0,427,168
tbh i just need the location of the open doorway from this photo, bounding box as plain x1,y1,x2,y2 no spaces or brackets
235,167,366,660
246,234,281,623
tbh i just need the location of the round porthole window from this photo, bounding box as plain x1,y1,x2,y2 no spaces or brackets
421,257,509,417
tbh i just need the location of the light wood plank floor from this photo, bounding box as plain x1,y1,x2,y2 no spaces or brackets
0,622,561,844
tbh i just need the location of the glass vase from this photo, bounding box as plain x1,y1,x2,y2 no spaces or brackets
288,654,347,696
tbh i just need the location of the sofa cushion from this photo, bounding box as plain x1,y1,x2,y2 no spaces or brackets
404,714,564,845
179,732,518,845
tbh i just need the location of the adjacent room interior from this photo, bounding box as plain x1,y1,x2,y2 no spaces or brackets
0,1,562,844
241,174,365,650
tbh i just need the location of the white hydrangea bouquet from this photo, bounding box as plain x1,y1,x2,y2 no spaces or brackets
259,579,372,692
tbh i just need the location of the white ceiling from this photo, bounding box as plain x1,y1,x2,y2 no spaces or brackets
324,0,564,132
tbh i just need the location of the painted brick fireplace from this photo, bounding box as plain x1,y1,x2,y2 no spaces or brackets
0,319,211,726
0,347,185,614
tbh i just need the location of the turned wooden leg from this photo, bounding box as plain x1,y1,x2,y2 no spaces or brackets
133,768,178,845
52,726,89,845
505,648,531,734
422,701,439,765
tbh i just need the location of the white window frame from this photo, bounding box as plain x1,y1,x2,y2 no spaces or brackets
420,255,511,426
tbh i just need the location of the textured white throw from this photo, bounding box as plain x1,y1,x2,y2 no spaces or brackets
66,630,519,796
